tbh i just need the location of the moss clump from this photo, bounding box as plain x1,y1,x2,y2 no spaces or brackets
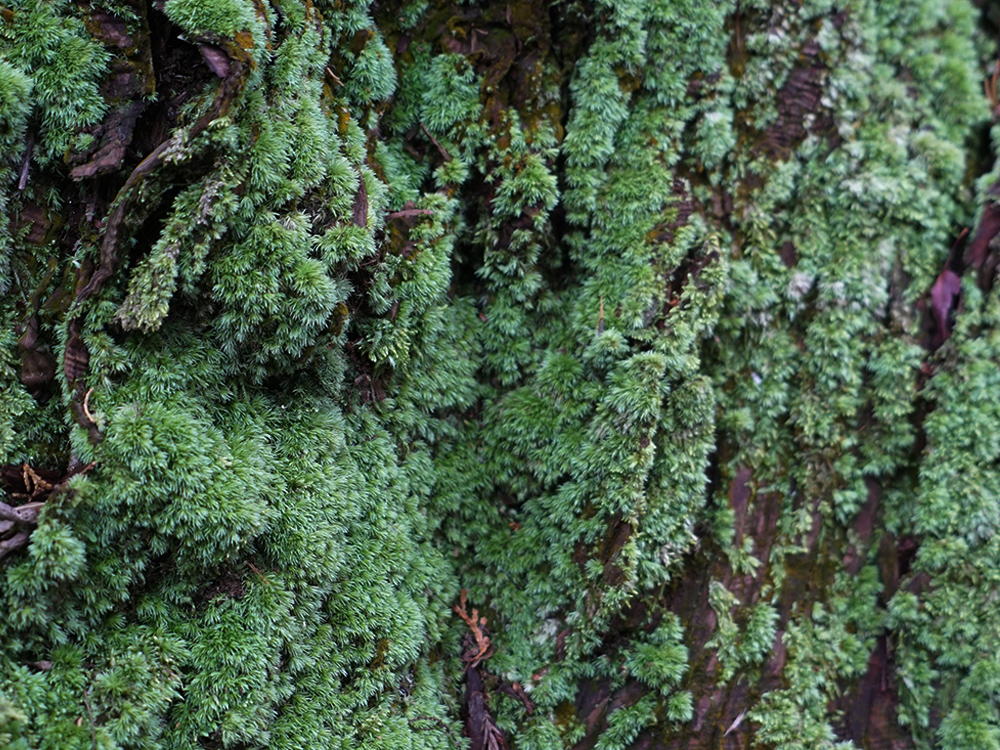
2,0,1000,748
163,0,256,37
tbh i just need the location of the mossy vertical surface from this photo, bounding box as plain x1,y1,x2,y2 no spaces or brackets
1,0,999,748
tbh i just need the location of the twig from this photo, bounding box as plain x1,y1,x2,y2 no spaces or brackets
0,531,31,561
420,123,452,162
17,133,32,190
246,560,272,586
724,709,746,737
949,226,969,256
0,499,43,526
82,388,96,424
496,680,535,715
325,66,343,87
82,687,97,750
386,208,434,220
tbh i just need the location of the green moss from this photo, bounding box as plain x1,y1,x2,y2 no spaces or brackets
0,61,31,158
2,0,1000,747
163,0,256,37
0,1,108,163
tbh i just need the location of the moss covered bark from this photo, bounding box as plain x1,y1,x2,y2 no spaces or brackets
2,0,1000,748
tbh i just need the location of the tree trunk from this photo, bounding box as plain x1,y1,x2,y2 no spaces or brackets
2,1,999,748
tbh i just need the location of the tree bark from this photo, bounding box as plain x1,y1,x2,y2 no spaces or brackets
2,1,999,748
